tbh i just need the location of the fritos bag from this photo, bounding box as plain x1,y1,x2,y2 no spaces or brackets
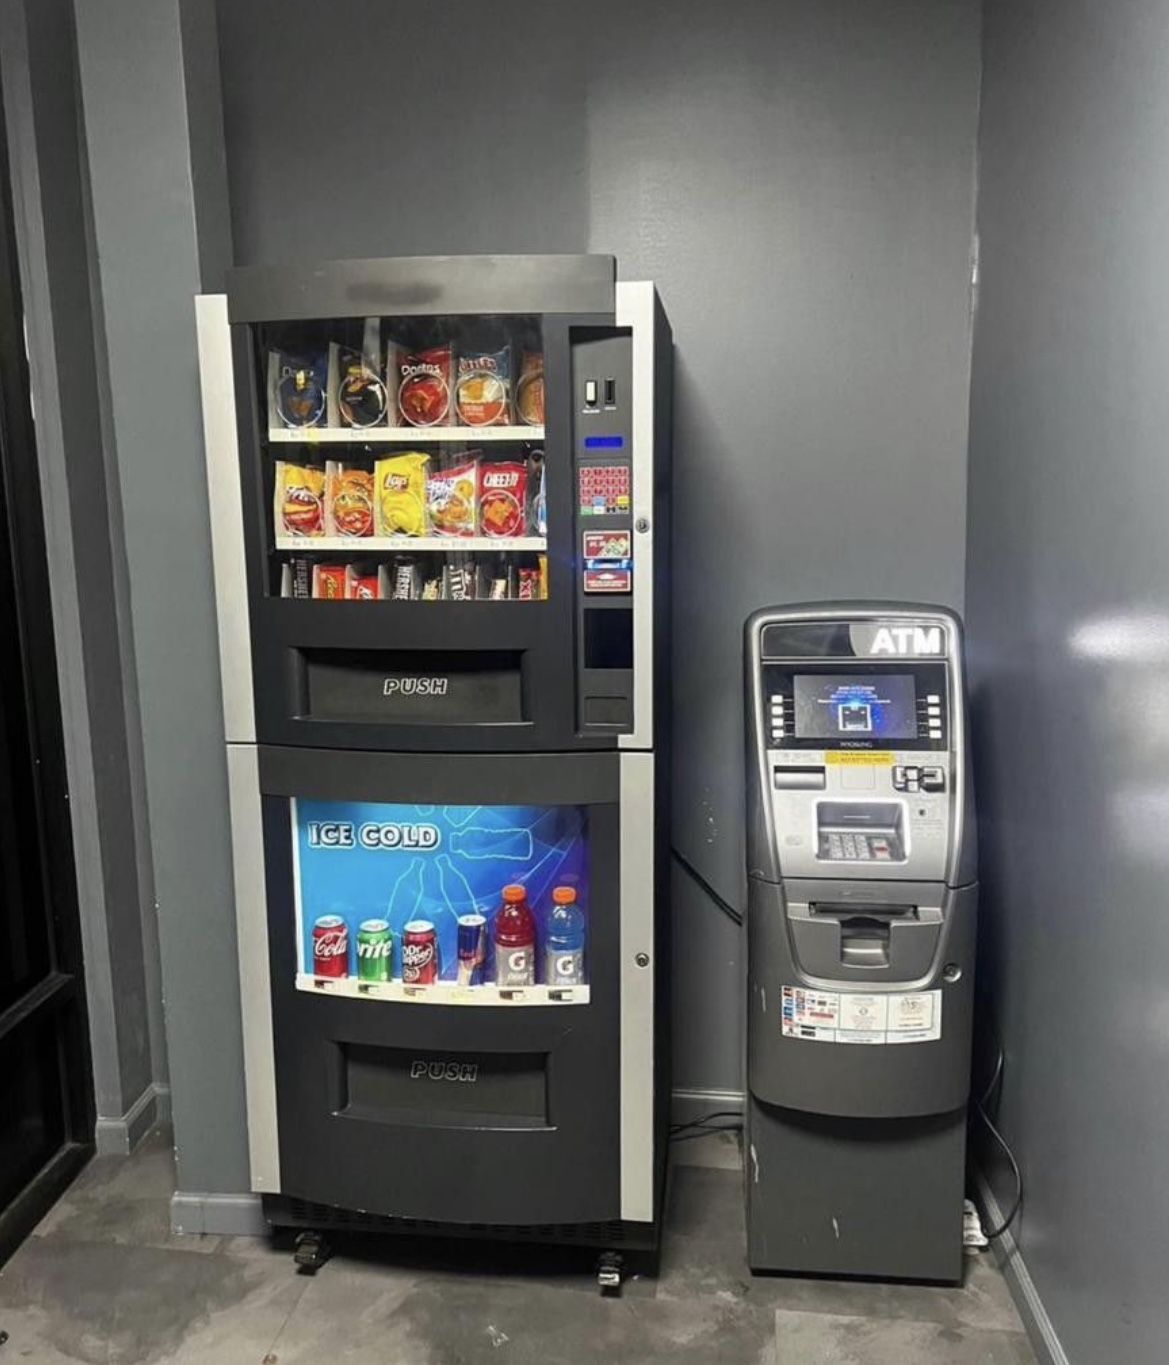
274,462,325,537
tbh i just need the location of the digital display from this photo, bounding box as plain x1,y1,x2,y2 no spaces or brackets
793,673,917,741
584,435,624,449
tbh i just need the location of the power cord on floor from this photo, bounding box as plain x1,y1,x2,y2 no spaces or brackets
974,1038,1023,1239
670,1110,744,1144
671,847,743,926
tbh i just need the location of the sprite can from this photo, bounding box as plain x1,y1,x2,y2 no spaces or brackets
356,919,393,982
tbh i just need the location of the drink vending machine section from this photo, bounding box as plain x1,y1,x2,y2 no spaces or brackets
197,255,672,1276
743,603,977,1283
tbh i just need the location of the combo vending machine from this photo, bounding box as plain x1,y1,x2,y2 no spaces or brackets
196,255,672,1284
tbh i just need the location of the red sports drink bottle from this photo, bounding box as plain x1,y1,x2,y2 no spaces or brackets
494,884,536,987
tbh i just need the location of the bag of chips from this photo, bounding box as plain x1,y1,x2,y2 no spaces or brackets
479,461,528,538
427,458,479,537
274,462,326,537
515,350,545,427
456,345,511,427
374,452,430,536
325,462,374,538
272,351,328,429
333,346,387,429
392,342,454,427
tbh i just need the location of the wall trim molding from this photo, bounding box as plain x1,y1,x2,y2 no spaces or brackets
976,1173,1069,1365
171,1191,267,1238
93,1081,165,1156
671,1086,744,1126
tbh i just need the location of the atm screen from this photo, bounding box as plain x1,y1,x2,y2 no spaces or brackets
793,673,917,741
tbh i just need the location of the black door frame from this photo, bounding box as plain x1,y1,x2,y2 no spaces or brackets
0,59,95,1264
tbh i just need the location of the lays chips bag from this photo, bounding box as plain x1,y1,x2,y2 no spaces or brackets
374,452,429,536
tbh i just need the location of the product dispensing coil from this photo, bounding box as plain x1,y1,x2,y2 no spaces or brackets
743,603,977,1283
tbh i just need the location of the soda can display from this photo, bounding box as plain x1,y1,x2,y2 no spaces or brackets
312,914,349,978
401,919,439,984
356,919,393,982
456,913,487,986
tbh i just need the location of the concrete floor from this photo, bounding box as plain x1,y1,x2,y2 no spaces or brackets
0,1127,1037,1364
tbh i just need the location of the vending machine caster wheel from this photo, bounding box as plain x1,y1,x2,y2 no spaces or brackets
293,1231,332,1274
596,1252,624,1294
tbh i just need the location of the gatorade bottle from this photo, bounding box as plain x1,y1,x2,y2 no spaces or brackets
494,884,536,987
545,886,586,986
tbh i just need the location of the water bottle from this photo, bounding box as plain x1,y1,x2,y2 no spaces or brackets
544,886,586,986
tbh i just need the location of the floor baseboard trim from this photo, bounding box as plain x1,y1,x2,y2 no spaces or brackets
93,1081,164,1156
975,1172,1069,1365
671,1086,744,1127
171,1191,267,1238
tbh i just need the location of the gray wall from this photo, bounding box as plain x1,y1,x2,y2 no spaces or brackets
967,3,1169,1362
0,0,162,1148
216,0,981,1101
70,0,245,1190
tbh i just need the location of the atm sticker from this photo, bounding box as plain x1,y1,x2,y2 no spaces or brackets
825,752,895,766
781,986,941,1044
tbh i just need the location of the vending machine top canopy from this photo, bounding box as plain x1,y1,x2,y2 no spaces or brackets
226,254,617,324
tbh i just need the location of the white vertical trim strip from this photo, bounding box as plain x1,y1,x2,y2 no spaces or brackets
615,281,655,751
196,294,255,743
226,743,279,1192
619,751,656,1221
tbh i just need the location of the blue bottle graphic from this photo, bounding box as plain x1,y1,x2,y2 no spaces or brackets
544,886,586,986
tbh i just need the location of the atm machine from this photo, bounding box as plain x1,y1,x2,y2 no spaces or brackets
743,603,976,1282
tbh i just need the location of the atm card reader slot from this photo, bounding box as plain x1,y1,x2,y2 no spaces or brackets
816,801,905,863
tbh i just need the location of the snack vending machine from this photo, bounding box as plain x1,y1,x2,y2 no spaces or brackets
197,256,671,1283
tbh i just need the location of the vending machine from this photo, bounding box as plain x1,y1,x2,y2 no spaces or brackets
743,603,976,1282
196,256,672,1283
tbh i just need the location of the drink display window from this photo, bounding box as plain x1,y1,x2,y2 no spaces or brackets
257,315,548,603
292,798,590,1005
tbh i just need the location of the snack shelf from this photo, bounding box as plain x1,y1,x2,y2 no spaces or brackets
269,425,544,445
275,535,547,553
296,974,589,1007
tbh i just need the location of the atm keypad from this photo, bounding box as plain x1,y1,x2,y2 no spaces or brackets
819,832,897,862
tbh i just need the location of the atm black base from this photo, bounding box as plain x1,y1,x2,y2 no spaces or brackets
745,1097,967,1283
262,1193,662,1265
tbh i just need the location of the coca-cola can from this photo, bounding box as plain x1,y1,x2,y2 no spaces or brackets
401,919,439,984
312,914,349,978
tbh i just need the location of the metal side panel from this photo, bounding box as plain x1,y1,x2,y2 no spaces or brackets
619,750,655,1221
196,293,254,744
615,281,656,752
226,742,279,1192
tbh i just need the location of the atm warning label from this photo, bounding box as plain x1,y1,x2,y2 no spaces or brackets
781,986,941,1044
824,752,895,766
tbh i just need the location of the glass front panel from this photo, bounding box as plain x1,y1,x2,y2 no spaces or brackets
258,316,547,603
292,799,589,1005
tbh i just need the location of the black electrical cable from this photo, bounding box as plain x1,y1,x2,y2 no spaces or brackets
669,1109,742,1136
671,847,743,926
974,1040,1023,1239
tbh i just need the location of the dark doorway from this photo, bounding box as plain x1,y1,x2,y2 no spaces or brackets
0,66,95,1263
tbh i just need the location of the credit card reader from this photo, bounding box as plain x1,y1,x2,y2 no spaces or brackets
744,603,977,1282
